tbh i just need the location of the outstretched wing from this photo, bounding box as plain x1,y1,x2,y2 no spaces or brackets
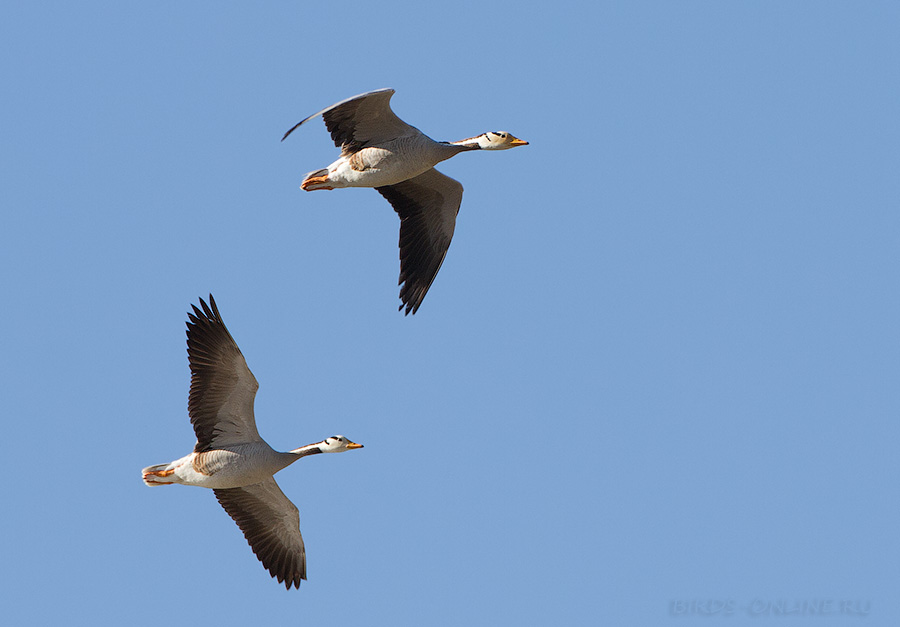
214,477,307,589
186,295,261,453
376,168,463,315
281,88,419,154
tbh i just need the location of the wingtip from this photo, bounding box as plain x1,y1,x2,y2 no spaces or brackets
207,294,221,320
187,294,222,327
281,120,304,142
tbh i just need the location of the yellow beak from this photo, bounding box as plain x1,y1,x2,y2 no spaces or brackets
509,138,529,147
346,442,364,449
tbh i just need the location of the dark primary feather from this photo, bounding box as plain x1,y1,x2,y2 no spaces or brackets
321,96,371,154
186,295,260,453
376,169,463,315
281,88,415,155
214,478,307,590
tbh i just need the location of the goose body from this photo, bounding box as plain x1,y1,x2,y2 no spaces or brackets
282,88,528,314
142,295,363,589
142,443,291,489
304,134,459,190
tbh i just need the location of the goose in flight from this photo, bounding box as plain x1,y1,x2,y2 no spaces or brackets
142,295,363,589
281,88,528,314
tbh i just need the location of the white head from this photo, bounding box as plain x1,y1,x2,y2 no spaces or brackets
319,435,364,453
476,131,529,150
453,131,529,151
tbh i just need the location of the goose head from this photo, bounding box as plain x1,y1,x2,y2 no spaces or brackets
319,435,364,453
480,131,529,150
451,131,529,150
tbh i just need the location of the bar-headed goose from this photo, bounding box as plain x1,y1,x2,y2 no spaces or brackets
282,88,528,314
142,295,363,589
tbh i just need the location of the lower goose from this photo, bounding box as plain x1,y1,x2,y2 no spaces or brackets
142,295,363,589
282,88,528,314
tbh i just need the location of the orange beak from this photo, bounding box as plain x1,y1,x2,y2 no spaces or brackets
346,441,364,449
509,138,529,147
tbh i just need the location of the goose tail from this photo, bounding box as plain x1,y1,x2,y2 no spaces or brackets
142,463,178,486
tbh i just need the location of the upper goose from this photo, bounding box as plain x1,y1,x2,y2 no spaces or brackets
142,295,363,589
281,88,528,315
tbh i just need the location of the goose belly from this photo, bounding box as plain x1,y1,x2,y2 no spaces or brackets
173,450,280,489
326,148,436,189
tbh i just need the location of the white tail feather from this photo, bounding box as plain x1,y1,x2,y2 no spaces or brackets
142,463,176,486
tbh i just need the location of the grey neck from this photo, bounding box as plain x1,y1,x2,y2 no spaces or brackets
442,140,480,153
289,442,324,458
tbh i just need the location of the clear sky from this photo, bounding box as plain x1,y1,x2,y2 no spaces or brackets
2,2,898,625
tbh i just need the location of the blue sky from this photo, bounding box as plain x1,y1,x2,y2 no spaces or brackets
2,2,898,625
